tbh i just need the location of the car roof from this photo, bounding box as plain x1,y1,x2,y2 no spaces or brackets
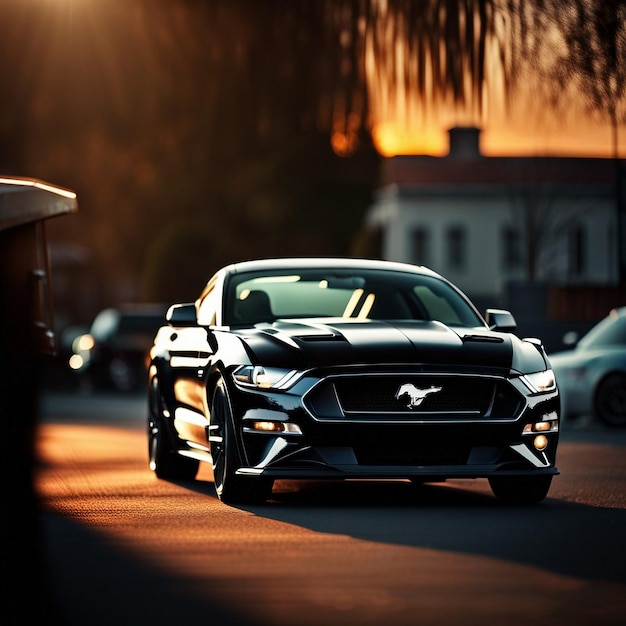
220,257,442,278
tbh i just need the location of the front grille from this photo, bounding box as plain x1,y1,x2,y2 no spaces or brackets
306,374,522,420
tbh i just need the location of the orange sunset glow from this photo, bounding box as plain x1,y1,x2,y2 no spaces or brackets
368,73,625,159
372,115,625,158
363,5,625,160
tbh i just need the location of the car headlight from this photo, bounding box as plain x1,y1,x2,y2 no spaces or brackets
233,366,301,390
521,369,557,393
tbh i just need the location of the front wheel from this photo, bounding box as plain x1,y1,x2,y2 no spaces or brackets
148,376,199,481
488,475,552,505
210,376,273,504
595,373,626,427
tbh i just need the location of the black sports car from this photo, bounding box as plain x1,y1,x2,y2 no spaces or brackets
148,258,559,504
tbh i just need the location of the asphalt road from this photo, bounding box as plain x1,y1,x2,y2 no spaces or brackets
36,391,626,626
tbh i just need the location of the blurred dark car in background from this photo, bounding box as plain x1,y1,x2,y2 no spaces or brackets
550,307,626,427
70,304,167,391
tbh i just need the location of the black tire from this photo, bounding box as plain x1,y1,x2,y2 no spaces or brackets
210,376,273,504
488,475,552,505
148,376,199,480
595,373,626,427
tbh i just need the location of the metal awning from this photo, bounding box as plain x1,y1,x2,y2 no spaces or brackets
0,176,78,231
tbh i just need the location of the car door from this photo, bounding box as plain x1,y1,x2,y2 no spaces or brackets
171,276,223,446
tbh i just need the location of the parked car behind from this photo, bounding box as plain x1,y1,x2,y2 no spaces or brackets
70,304,167,391
550,307,626,427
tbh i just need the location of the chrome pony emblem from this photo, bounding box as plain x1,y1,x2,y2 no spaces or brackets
395,383,442,409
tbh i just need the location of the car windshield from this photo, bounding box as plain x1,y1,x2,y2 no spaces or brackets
578,310,626,349
225,268,484,328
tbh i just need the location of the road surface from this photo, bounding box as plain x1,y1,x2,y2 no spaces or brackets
36,392,626,626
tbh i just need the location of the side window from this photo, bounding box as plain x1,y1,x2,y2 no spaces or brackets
583,316,626,347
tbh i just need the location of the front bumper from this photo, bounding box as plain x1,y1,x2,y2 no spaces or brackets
230,369,561,481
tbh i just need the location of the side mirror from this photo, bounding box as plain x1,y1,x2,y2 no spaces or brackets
166,303,197,327
485,308,517,333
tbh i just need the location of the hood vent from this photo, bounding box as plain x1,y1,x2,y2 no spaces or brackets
462,334,504,344
260,327,345,349
296,333,343,342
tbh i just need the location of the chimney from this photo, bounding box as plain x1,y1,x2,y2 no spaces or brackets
447,127,482,159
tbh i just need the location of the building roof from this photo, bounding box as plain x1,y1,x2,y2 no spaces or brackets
0,176,78,231
380,127,619,189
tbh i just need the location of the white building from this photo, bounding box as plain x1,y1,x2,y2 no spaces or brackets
365,127,622,309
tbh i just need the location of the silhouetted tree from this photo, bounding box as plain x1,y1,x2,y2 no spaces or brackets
1,0,568,312
546,0,626,283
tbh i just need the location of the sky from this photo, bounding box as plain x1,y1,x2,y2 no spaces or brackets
372,113,625,158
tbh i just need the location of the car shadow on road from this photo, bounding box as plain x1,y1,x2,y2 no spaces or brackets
42,512,264,626
186,475,626,587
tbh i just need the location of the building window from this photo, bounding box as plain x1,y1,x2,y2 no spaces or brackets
446,226,466,271
502,226,522,271
411,227,429,265
568,224,586,277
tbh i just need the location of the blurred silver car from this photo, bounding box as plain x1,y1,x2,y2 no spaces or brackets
549,307,626,427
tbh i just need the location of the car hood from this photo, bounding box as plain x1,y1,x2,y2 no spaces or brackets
234,319,547,374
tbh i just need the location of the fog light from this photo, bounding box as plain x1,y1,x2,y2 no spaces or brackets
246,421,302,434
251,421,284,432
523,417,558,435
534,435,548,451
